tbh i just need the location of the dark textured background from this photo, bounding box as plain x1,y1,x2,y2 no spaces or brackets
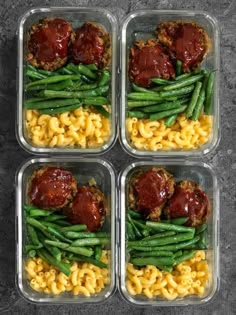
0,0,235,314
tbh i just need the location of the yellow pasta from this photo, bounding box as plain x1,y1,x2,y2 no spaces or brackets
126,251,210,300
25,250,109,296
126,113,212,151
26,107,111,148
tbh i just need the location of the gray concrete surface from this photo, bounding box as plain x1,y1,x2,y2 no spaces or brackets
0,0,235,314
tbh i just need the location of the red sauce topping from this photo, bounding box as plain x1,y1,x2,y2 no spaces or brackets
167,186,209,226
168,23,205,71
29,167,73,209
134,170,169,214
129,43,175,87
68,186,104,232
71,23,105,67
28,18,72,62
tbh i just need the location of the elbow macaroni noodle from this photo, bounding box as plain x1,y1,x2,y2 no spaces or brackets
26,107,111,148
25,251,109,296
126,114,212,151
126,251,210,300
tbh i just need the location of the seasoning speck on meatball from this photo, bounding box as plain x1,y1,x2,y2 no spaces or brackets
164,180,210,227
64,186,107,232
27,18,73,71
129,167,175,221
71,22,111,69
28,166,77,210
129,39,175,87
156,21,211,72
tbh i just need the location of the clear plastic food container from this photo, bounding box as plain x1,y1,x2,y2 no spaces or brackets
16,157,116,303
16,7,118,154
119,160,219,306
120,10,220,157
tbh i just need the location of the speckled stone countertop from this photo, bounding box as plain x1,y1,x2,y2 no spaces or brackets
0,0,235,314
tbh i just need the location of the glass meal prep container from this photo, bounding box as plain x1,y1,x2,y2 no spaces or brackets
16,157,116,303
16,7,118,154
119,160,219,306
120,10,220,157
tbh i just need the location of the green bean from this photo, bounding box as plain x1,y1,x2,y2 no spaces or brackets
40,103,82,115
55,220,71,226
71,255,107,268
81,75,94,83
197,230,207,249
37,69,58,77
94,245,102,261
128,92,162,101
173,250,183,258
151,78,173,85
86,64,98,71
98,70,110,87
78,64,97,79
25,98,81,110
127,222,136,240
171,217,189,225
57,67,73,75
61,224,87,232
26,217,58,241
192,84,206,121
143,101,181,113
150,106,187,121
37,232,62,261
128,209,143,219
151,86,165,92
63,231,108,239
40,86,109,99
204,72,215,114
24,205,38,212
27,79,74,91
146,220,195,234
174,250,195,265
132,220,150,237
71,238,109,247
186,81,202,118
176,60,182,76
38,249,71,276
93,106,110,118
131,251,174,257
127,100,161,108
26,75,81,88
28,250,37,258
26,69,47,80
163,75,203,91
175,73,192,81
165,114,178,127
156,265,173,272
44,240,93,257
196,223,207,235
68,83,97,91
25,244,43,252
81,97,108,105
40,221,62,229
128,111,149,119
47,226,72,243
65,63,80,74
43,214,67,222
160,85,195,98
29,209,52,217
27,225,41,246
132,83,156,93
24,97,55,105
37,249,51,265
142,231,176,241
130,256,175,266
127,214,142,239
26,64,38,72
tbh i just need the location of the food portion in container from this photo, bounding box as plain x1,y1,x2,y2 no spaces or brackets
24,166,110,296
24,18,111,148
126,167,210,300
126,21,215,151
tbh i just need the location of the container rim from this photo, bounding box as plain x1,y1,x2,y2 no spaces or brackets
16,6,118,155
15,156,117,304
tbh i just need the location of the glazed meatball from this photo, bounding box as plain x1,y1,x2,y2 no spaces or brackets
71,22,110,69
129,39,175,87
64,186,107,232
157,21,210,72
129,167,175,221
28,167,77,210
27,18,73,71
164,180,210,227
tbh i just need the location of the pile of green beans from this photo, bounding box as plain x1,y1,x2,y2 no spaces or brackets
25,63,111,117
127,67,215,126
127,209,207,272
24,205,110,276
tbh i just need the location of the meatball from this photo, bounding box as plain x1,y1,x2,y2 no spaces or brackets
64,186,107,232
27,18,73,71
129,167,175,221
164,180,210,227
71,22,110,69
28,167,77,210
129,39,175,87
157,21,211,72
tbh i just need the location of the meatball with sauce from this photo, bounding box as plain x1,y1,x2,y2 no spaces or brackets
164,180,210,227
27,18,73,71
129,39,175,87
64,186,107,232
71,22,111,69
28,167,77,210
156,21,211,72
129,167,175,221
